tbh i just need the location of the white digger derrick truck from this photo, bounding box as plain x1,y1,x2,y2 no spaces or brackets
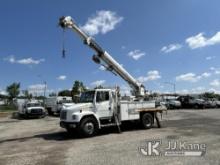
58,16,165,137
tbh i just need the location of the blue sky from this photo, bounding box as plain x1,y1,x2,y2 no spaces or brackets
1,0,220,96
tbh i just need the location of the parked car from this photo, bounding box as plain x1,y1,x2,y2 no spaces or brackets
164,98,181,109
177,96,205,109
203,99,217,108
214,99,220,108
18,100,46,118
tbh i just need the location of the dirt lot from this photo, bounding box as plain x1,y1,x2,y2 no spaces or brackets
0,109,220,165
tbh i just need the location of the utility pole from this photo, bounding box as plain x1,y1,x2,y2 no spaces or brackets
37,75,47,106
43,81,47,106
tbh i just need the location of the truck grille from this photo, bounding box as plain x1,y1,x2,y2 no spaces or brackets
60,110,67,120
31,109,43,114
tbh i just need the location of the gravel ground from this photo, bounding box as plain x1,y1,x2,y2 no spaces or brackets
0,109,220,165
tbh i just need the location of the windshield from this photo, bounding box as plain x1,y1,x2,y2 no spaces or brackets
167,99,176,101
58,100,73,104
79,91,95,103
26,103,41,107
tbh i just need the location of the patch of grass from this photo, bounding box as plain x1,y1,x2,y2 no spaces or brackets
0,105,17,112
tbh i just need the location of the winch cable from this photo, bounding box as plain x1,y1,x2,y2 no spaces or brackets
61,29,66,58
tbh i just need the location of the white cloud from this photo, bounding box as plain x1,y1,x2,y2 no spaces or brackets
91,80,106,86
121,46,126,50
176,73,198,82
186,32,220,49
138,70,161,83
215,70,220,74
81,10,123,36
119,63,124,67
4,55,45,65
191,87,206,94
201,72,211,78
99,66,106,71
176,72,211,83
176,87,206,94
6,56,16,63
161,44,182,53
0,89,7,95
210,67,220,74
206,56,215,60
120,85,131,96
57,75,67,80
128,49,146,60
17,58,45,65
210,67,215,70
176,89,189,94
208,88,220,94
210,79,220,87
176,87,220,95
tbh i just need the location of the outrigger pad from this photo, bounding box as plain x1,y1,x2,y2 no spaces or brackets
155,112,161,128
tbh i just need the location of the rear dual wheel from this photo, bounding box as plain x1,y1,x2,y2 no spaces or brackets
141,113,153,129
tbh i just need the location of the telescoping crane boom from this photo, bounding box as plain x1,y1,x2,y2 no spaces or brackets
59,16,146,97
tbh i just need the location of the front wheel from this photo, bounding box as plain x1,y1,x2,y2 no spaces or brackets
79,117,98,137
47,108,54,116
141,113,153,129
194,104,199,109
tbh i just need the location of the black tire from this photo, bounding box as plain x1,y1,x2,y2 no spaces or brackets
47,109,54,116
39,113,46,118
194,104,199,109
79,117,98,137
24,112,29,119
141,113,153,129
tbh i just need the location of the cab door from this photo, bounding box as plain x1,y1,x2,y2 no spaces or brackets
95,91,112,118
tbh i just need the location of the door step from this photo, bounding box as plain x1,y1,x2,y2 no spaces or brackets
100,123,118,128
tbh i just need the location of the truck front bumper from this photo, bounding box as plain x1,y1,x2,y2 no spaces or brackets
60,121,78,129
25,111,46,118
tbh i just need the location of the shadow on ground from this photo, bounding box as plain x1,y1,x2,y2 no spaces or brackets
1,116,219,144
0,121,160,143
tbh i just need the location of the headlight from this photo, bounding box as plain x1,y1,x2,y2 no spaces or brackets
72,115,77,120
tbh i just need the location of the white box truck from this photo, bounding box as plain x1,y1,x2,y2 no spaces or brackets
45,96,73,115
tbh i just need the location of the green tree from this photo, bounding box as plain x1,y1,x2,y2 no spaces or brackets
49,92,57,97
202,92,220,100
71,81,86,102
202,92,214,99
6,82,20,100
58,90,72,97
72,81,86,96
94,85,104,89
23,90,32,100
35,95,46,100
